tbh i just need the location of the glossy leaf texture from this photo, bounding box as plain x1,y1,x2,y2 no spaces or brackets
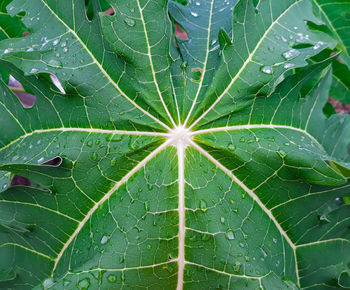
312,0,350,104
0,0,349,289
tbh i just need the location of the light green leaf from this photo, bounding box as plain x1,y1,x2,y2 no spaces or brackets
0,0,349,289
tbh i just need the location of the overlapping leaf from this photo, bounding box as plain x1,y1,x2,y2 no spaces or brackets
312,0,350,104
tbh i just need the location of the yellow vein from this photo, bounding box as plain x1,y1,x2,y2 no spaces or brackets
183,0,214,127
296,238,349,248
0,127,169,153
0,200,80,223
176,140,185,290
0,243,53,260
39,0,171,131
190,124,321,147
51,139,172,274
185,261,264,279
188,0,302,130
188,139,300,285
70,260,178,273
136,0,177,128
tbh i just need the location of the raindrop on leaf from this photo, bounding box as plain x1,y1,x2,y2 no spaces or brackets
225,229,235,240
124,17,136,27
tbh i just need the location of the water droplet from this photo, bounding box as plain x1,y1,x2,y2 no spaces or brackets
12,155,19,161
273,238,277,244
227,142,236,151
260,248,268,258
282,49,300,60
2,183,8,190
43,278,54,288
110,158,117,166
313,42,323,50
293,26,298,30
239,137,245,142
101,235,109,245
29,68,39,74
261,65,272,75
239,242,245,248
61,42,67,47
27,47,34,52
63,47,68,53
281,36,287,42
284,63,295,69
37,157,45,163
191,11,199,17
124,17,136,27
225,229,235,240
77,278,90,289
107,274,116,283
211,39,217,46
86,140,93,147
90,152,98,161
278,149,287,158
195,1,200,5
48,58,62,68
53,39,60,46
220,217,225,224
200,200,207,212
276,260,281,267
105,135,122,142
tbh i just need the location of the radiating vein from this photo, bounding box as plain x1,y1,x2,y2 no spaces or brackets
176,140,185,290
51,139,171,273
136,0,177,128
183,0,214,127
188,139,300,286
190,124,321,147
39,0,171,131
0,127,169,153
188,0,302,130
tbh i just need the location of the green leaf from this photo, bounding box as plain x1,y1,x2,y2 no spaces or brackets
0,0,349,289
0,170,12,192
330,54,350,104
311,0,350,104
312,0,350,54
0,0,25,82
